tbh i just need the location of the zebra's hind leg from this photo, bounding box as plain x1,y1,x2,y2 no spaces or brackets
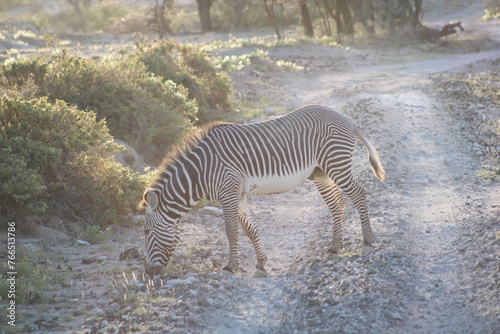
311,171,346,254
336,175,375,253
239,196,268,278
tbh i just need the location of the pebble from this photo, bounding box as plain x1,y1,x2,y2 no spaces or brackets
198,206,223,216
389,311,404,321
483,255,495,262
119,247,144,260
91,308,105,317
339,279,350,291
165,276,199,287
490,239,500,247
81,258,99,264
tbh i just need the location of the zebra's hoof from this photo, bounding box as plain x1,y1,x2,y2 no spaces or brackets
362,243,375,254
252,268,268,278
222,264,238,274
327,246,342,254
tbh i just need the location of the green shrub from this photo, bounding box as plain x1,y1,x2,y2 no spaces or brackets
0,40,232,226
80,225,111,244
212,0,296,31
87,2,130,32
0,94,145,225
0,244,67,304
131,40,232,124
1,51,197,162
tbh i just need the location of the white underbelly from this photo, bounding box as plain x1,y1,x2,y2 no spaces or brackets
244,165,316,195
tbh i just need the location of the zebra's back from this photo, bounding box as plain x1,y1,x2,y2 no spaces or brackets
202,105,356,195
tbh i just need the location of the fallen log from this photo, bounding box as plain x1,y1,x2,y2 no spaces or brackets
417,21,464,43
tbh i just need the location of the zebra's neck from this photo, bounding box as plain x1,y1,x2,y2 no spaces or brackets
155,152,203,219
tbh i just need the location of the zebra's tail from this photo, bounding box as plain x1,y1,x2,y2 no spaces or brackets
354,125,386,181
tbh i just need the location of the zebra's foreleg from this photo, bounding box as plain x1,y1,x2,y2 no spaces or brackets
221,199,241,274
312,171,346,254
239,196,268,278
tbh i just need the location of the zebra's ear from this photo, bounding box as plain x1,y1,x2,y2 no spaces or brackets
143,188,159,212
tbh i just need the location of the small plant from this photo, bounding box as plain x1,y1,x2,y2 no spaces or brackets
110,271,165,306
80,225,111,244
482,4,500,21
276,60,304,71
0,245,68,304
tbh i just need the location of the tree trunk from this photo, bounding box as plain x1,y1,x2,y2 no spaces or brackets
412,0,422,26
65,0,88,32
300,0,314,37
262,0,282,40
337,0,354,35
154,0,171,39
197,0,214,31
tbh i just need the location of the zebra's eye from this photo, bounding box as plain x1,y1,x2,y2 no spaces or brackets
144,229,151,236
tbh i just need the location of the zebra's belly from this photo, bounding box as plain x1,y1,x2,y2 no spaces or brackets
245,165,316,195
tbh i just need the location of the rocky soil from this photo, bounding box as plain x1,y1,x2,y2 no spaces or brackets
2,3,499,334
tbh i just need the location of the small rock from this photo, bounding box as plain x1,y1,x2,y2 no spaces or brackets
198,296,213,308
474,260,485,268
165,276,199,287
490,239,500,247
23,243,39,252
339,279,350,290
130,279,146,291
483,255,495,262
82,258,99,265
307,297,321,307
389,311,404,321
119,247,144,261
187,315,199,326
198,206,223,216
76,240,90,246
264,106,275,114
91,308,105,317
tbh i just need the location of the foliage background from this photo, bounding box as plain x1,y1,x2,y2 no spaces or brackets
0,37,233,227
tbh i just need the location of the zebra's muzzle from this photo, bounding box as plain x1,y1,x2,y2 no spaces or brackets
145,261,167,277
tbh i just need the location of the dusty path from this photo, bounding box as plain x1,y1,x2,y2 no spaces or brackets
181,48,500,334
278,48,500,333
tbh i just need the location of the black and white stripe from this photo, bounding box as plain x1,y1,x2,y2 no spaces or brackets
142,105,385,277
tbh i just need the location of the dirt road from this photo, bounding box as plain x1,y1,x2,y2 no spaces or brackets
195,49,500,334
140,43,500,333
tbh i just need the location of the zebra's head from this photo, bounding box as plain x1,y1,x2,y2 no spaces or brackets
142,188,177,276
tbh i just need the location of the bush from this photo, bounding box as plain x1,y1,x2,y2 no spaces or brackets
0,244,67,304
131,40,232,124
0,40,232,227
0,94,145,225
87,2,131,32
1,51,197,162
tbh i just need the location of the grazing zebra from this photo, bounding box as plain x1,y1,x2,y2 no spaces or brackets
141,105,385,277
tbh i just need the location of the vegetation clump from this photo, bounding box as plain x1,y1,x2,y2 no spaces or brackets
0,38,232,226
1,48,197,163
131,40,232,124
0,94,145,225
0,244,67,304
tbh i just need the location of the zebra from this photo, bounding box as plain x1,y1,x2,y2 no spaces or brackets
141,105,385,277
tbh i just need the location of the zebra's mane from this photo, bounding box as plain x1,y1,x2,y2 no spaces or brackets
148,121,230,189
